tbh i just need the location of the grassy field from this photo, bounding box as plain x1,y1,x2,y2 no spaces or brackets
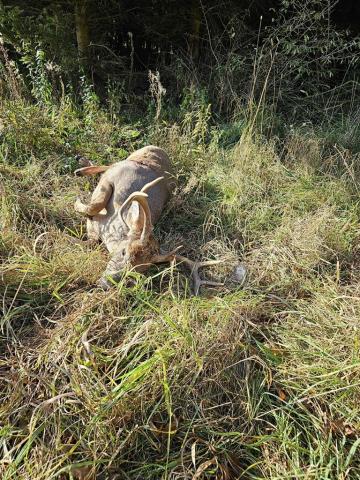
1,94,360,479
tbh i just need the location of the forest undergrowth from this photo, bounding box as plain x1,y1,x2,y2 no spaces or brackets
1,84,360,479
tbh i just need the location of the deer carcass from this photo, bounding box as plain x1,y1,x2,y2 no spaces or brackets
74,145,223,293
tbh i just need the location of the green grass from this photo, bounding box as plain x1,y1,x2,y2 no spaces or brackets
1,96,360,479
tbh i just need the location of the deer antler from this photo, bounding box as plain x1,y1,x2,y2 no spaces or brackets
150,248,224,295
175,256,224,295
120,191,151,240
120,177,165,241
140,176,165,193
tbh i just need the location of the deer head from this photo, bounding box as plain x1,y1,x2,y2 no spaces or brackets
98,178,163,289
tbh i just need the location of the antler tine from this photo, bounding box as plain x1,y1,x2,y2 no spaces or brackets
150,249,224,295
120,176,165,237
175,256,224,295
141,176,164,192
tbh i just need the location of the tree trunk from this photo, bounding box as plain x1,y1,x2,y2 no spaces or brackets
75,0,90,67
189,0,201,63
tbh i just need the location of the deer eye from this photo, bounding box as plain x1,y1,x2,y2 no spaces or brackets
121,248,126,256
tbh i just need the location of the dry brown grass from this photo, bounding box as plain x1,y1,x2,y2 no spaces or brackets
1,98,360,479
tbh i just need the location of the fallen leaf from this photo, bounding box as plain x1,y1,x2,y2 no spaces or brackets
192,458,216,479
278,389,286,401
191,441,197,468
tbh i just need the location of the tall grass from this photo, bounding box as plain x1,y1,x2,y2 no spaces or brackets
1,86,360,479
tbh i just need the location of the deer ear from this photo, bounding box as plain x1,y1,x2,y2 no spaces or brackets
74,165,109,176
125,201,145,237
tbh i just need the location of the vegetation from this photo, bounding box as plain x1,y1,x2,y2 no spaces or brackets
1,1,360,479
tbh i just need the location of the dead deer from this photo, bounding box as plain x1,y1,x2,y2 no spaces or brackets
74,145,223,293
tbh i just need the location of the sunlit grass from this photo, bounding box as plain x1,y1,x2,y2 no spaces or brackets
1,97,360,479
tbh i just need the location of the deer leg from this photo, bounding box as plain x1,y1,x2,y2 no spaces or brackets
75,180,112,217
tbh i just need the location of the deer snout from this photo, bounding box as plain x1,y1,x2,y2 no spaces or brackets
98,248,130,289
98,269,124,290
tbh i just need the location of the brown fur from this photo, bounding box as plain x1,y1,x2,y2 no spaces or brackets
74,146,172,288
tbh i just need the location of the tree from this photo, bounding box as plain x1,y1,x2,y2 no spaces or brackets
74,0,90,68
189,0,201,62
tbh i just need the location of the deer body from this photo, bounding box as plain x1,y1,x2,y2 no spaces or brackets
75,145,224,293
75,145,172,287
